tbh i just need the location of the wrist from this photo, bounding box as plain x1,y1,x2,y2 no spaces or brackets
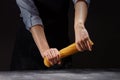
74,22,85,29
40,47,49,58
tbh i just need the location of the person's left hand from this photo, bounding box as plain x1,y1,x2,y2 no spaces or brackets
74,23,92,51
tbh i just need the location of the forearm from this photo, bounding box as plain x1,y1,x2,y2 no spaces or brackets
74,0,88,28
30,25,49,57
74,0,93,51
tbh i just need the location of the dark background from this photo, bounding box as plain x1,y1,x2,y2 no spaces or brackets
0,0,120,70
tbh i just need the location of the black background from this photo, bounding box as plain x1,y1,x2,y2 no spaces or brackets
0,0,120,70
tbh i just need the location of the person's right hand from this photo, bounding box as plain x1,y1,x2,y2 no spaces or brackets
42,48,61,66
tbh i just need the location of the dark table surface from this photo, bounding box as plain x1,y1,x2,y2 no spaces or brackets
0,68,120,80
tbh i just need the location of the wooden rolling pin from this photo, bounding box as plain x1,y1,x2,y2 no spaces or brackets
44,40,94,67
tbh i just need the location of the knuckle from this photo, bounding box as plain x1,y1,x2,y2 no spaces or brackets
81,39,84,42
77,41,81,44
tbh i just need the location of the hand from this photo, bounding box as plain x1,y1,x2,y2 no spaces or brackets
42,48,61,66
75,23,92,51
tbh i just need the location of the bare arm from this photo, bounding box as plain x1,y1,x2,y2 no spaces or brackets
16,0,60,65
30,25,60,65
30,25,49,58
74,0,88,26
74,0,93,51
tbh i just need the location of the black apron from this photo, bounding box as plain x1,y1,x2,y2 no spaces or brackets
11,0,72,70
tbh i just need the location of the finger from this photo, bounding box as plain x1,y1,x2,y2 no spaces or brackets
45,54,53,66
84,38,90,50
76,42,84,51
50,49,60,64
79,39,87,51
89,39,93,50
87,40,92,51
47,50,52,60
54,49,60,63
45,50,54,65
81,40,87,50
50,49,57,64
82,38,90,50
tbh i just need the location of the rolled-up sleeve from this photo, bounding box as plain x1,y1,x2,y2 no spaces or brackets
16,0,43,30
73,0,90,6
